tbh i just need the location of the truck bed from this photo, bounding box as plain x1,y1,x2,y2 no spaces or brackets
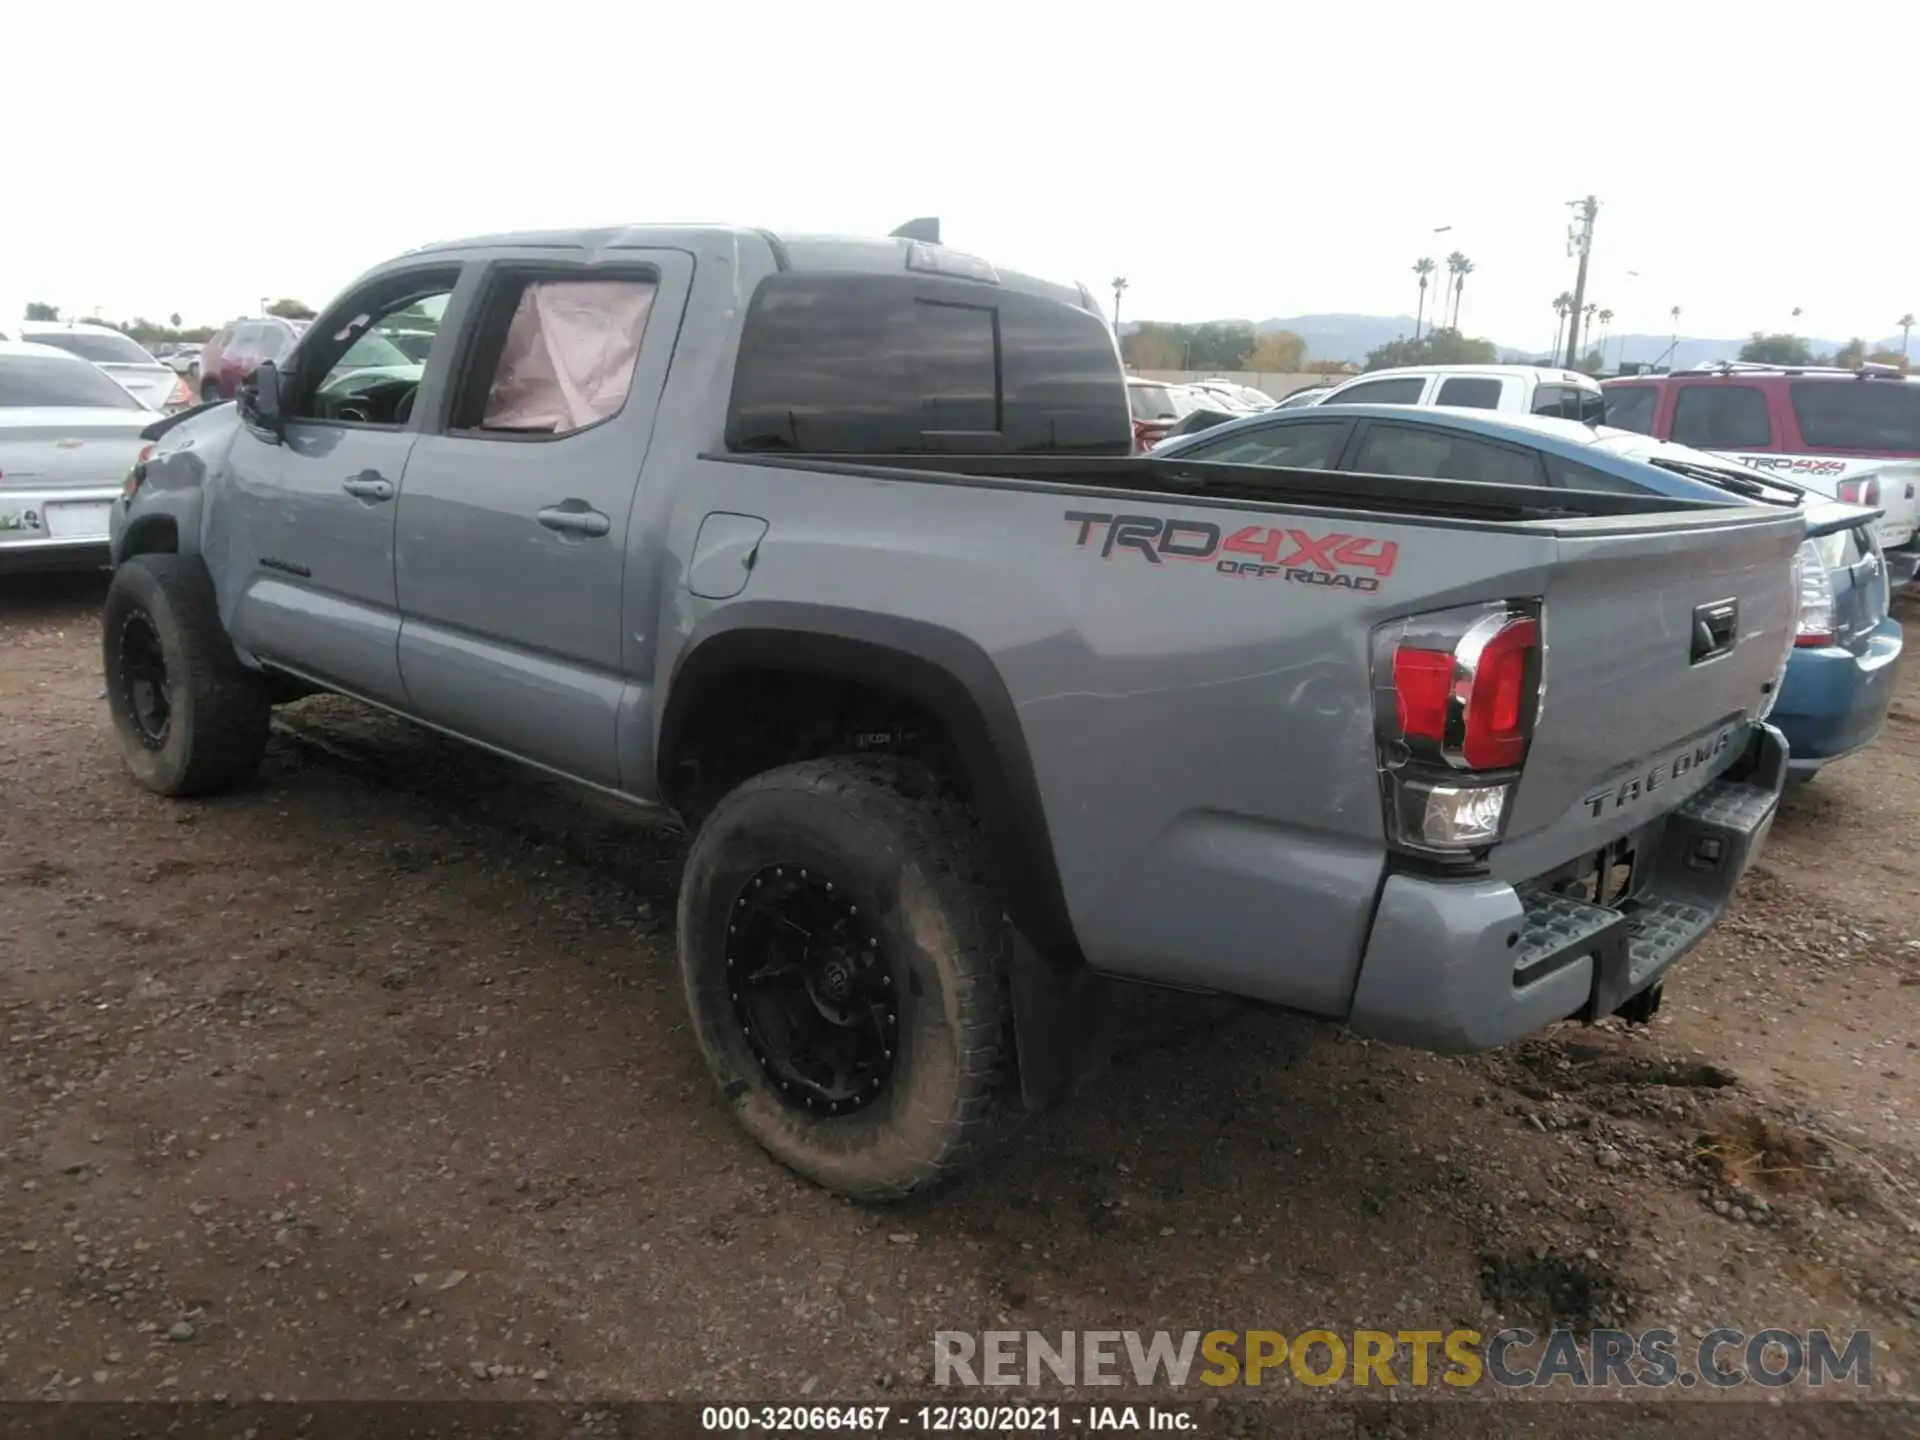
712,451,1749,527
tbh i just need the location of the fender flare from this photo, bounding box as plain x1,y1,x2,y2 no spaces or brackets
658,605,1082,969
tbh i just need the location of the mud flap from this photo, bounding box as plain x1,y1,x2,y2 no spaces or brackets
1008,930,1109,1112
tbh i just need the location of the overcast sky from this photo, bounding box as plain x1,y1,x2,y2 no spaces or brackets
7,3,1915,350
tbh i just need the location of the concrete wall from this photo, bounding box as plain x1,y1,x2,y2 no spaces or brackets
1132,370,1340,401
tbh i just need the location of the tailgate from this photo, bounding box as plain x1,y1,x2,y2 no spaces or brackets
1492,507,1802,882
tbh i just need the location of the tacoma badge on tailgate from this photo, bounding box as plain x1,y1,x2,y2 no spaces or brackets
1581,727,1735,818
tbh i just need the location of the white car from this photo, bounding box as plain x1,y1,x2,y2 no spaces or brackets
16,321,192,413
1191,376,1277,411
0,341,155,572
1314,364,1605,422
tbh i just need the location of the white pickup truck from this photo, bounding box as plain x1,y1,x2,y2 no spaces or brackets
1313,364,1606,422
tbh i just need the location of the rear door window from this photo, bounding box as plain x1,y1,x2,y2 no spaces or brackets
28,330,157,365
727,273,1129,454
1532,384,1606,422
1602,385,1657,434
1670,384,1772,449
1321,376,1425,406
1435,376,1503,409
1181,419,1349,469
0,354,146,409
1349,422,1546,486
1789,381,1920,454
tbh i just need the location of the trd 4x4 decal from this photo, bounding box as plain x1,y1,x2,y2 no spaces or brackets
1063,510,1398,592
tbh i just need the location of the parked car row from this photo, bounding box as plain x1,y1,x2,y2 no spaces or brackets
1151,375,1906,781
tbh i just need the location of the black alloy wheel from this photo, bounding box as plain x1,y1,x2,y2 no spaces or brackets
726,865,899,1115
116,608,173,750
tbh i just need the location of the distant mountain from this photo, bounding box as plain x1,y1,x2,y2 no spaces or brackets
1128,313,1916,369
1251,313,1423,364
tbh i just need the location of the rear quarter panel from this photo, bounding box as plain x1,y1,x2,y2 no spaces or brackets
654,462,1577,1016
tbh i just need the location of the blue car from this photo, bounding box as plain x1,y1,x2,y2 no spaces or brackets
1154,404,1903,779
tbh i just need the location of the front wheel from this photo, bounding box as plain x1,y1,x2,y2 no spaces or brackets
677,758,1010,1201
102,554,270,796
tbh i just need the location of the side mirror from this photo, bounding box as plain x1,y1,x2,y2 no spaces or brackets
238,360,285,442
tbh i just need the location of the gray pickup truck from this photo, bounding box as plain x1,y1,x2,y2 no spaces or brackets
107,224,1801,1199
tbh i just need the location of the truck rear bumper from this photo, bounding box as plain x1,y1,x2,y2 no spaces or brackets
1347,723,1787,1054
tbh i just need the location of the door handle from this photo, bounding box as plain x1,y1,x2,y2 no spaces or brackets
342,471,395,501
536,503,611,538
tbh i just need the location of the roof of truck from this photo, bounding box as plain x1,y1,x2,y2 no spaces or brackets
400,224,1097,312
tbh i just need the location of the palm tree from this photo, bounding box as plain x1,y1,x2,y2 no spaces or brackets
1448,254,1474,329
1551,293,1574,366
1597,307,1614,366
1412,258,1436,342
1900,312,1915,362
1110,277,1129,337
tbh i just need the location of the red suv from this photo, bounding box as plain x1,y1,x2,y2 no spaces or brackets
198,316,309,402
1601,364,1920,583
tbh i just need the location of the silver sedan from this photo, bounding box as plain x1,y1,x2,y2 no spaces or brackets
0,342,156,572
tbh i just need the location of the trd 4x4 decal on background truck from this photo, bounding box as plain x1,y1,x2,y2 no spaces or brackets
1064,509,1399,591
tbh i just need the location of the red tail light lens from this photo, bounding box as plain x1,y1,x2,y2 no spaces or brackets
1372,602,1544,856
1391,648,1452,740
1462,616,1540,768
1837,477,1880,507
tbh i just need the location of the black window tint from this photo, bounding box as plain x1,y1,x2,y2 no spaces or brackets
1546,455,1647,494
1670,384,1772,449
1789,381,1920,454
1436,376,1502,408
918,301,998,433
1603,385,1657,434
1531,385,1604,422
1323,376,1424,406
1352,424,1545,486
727,274,1129,454
0,355,145,409
1187,420,1346,469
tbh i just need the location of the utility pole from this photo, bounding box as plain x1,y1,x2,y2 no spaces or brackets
1563,197,1598,370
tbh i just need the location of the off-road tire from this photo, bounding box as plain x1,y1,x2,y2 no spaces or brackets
102,553,270,797
678,757,1011,1201
200,377,219,403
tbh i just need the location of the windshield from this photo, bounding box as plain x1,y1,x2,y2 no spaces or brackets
0,355,146,409
330,332,414,372
28,330,158,366
1128,383,1181,421
1790,381,1920,454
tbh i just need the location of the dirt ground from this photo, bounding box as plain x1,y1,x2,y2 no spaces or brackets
3,571,1917,1421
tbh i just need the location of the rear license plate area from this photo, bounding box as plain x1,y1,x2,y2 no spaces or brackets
45,502,112,540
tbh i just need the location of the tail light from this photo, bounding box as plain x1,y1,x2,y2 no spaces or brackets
1836,476,1880,507
1131,418,1172,453
1372,601,1543,856
166,375,192,411
122,443,156,501
1792,537,1835,647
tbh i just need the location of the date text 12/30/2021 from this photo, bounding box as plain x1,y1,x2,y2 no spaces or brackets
700,1405,1196,1433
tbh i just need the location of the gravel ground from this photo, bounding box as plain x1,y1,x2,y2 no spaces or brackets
2,571,1917,1421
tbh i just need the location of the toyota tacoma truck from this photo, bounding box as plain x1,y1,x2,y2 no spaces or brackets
105,223,1802,1200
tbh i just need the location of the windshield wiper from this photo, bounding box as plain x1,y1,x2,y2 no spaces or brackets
1650,458,1804,507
